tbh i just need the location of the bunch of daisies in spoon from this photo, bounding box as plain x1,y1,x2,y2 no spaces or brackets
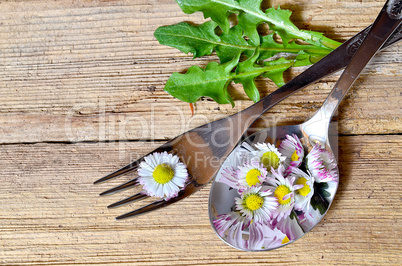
213,134,338,250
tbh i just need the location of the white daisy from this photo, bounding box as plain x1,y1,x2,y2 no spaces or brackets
253,142,286,174
271,214,305,241
217,141,256,190
138,151,188,200
237,160,268,192
267,167,303,222
306,144,338,183
235,186,278,223
298,206,323,232
247,221,288,250
219,166,239,190
213,211,249,249
288,167,314,212
278,134,305,175
213,211,248,237
226,218,248,249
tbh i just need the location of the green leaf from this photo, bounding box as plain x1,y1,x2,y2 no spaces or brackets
175,0,237,33
215,25,254,62
262,57,294,87
259,33,331,61
311,182,330,215
164,49,296,105
175,0,341,50
234,49,294,100
155,22,332,64
232,49,262,102
164,54,240,106
154,21,221,58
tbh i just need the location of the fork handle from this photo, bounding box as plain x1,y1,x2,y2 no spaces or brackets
301,0,402,143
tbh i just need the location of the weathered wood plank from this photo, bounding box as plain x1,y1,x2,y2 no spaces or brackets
0,0,400,144
0,135,400,265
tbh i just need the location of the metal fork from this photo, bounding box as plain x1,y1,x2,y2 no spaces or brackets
94,20,402,220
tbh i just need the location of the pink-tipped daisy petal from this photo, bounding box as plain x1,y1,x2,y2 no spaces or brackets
278,134,305,176
306,144,338,183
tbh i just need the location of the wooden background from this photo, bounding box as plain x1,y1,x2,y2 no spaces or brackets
0,0,401,265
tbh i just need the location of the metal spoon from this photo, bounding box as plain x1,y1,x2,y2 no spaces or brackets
209,0,402,251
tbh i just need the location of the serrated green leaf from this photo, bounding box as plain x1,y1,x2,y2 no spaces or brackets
264,7,299,45
164,49,298,105
216,25,254,62
234,49,294,101
232,48,262,102
175,0,341,50
154,21,220,58
262,57,294,87
176,0,237,33
259,33,331,61
155,22,332,64
164,54,240,106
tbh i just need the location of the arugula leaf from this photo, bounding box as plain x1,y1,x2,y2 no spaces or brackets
165,53,240,106
310,182,330,215
154,21,220,59
262,57,295,87
175,0,341,49
164,49,295,105
155,21,333,63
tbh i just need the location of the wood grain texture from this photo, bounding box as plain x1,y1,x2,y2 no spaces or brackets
0,136,401,265
0,0,401,265
0,0,400,143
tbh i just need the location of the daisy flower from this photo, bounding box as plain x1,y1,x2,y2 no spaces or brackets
219,166,239,190
306,144,338,183
235,186,278,223
247,221,288,250
237,160,268,192
253,142,286,173
226,219,248,249
217,142,256,190
138,151,188,200
298,206,323,232
213,212,249,238
213,212,249,249
267,167,303,222
278,134,304,175
271,214,304,241
288,167,314,212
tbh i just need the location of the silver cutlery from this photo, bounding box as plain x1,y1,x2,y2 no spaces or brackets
94,4,402,220
209,0,401,250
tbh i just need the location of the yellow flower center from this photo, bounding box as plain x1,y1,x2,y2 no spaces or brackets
296,177,311,196
245,169,262,187
261,151,280,169
281,236,290,244
274,185,291,205
245,194,264,211
291,150,299,162
152,163,174,184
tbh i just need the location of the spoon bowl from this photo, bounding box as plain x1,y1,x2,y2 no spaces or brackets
208,118,339,251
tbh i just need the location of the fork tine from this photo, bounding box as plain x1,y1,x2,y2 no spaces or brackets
107,192,149,208
94,161,140,184
99,177,140,196
115,199,166,220
115,182,198,220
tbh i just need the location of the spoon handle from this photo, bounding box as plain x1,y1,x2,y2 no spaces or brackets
302,0,402,144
